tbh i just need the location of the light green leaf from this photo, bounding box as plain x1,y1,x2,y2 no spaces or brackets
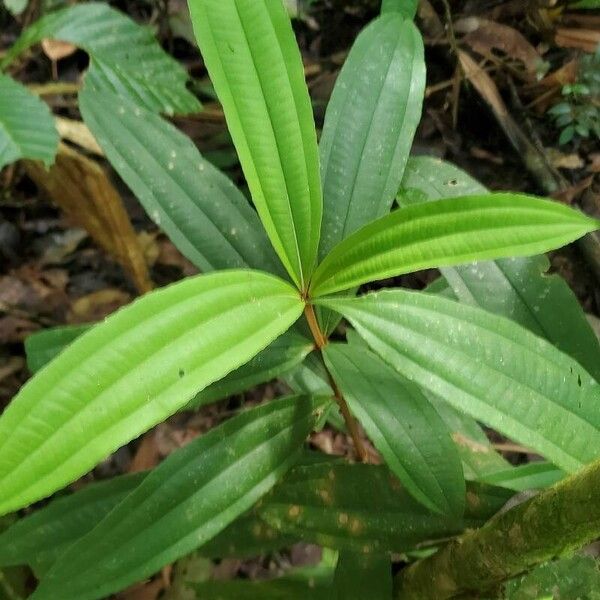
381,0,419,18
320,290,600,472
323,343,465,516
258,463,512,552
310,194,599,296
0,74,58,169
334,551,391,600
25,324,91,374
188,0,322,289
79,87,282,275
0,472,145,577
187,331,314,408
32,396,329,600
400,156,600,381
1,3,199,115
479,462,564,493
318,14,425,259
4,0,27,16
0,270,304,516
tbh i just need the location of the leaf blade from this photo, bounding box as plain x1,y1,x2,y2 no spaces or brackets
318,14,425,258
0,270,303,515
32,396,329,600
0,74,58,169
323,342,465,516
311,194,599,296
188,0,322,288
320,290,600,472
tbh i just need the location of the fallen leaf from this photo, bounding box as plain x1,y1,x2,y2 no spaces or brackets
55,117,104,156
68,288,131,323
26,144,153,294
129,432,160,473
548,150,585,170
41,39,77,61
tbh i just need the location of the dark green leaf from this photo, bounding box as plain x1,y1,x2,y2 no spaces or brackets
479,462,564,492
258,463,511,552
0,74,58,169
323,343,465,516
334,551,392,600
32,396,330,600
80,88,281,275
0,270,303,515
318,14,424,258
1,3,199,114
320,290,600,473
188,0,322,289
0,473,145,576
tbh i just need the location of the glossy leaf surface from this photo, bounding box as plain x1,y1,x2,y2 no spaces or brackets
400,156,600,381
0,270,303,515
318,14,424,258
1,3,199,114
321,290,600,472
188,0,322,288
32,396,329,600
259,464,511,552
311,194,599,296
323,343,465,516
187,332,314,408
0,74,58,169
80,88,281,275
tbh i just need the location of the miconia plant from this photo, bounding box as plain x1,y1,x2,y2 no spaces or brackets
2,1,600,599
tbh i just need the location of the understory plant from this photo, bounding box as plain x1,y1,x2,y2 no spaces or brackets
1,1,600,598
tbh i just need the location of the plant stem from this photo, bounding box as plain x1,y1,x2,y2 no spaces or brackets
394,457,600,599
303,303,367,462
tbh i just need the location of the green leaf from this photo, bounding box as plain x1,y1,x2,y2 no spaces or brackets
25,324,92,374
320,290,600,473
187,332,314,409
3,0,28,16
334,551,392,600
318,14,425,259
0,270,303,516
0,472,145,577
0,74,58,169
479,462,564,493
32,396,329,600
381,0,419,18
79,88,282,275
258,463,512,553
191,579,332,599
400,157,600,381
188,0,322,289
1,3,199,115
323,342,465,516
504,555,600,599
310,194,599,296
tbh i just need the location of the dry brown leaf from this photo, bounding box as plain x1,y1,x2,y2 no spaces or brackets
129,432,161,473
117,578,164,600
555,27,600,53
588,154,600,174
455,17,544,79
26,144,153,294
68,288,131,323
55,117,104,156
41,39,77,61
548,150,585,170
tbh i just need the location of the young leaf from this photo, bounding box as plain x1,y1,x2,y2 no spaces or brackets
0,270,304,516
318,14,425,258
310,194,599,296
259,463,511,553
79,88,282,275
32,396,330,600
479,462,564,493
334,551,392,600
323,343,465,517
381,0,419,18
0,74,58,169
1,3,199,115
188,0,322,289
400,156,600,381
0,473,145,577
187,332,314,409
25,324,91,374
320,290,600,473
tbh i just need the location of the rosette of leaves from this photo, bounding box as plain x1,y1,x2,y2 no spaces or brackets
1,1,600,599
